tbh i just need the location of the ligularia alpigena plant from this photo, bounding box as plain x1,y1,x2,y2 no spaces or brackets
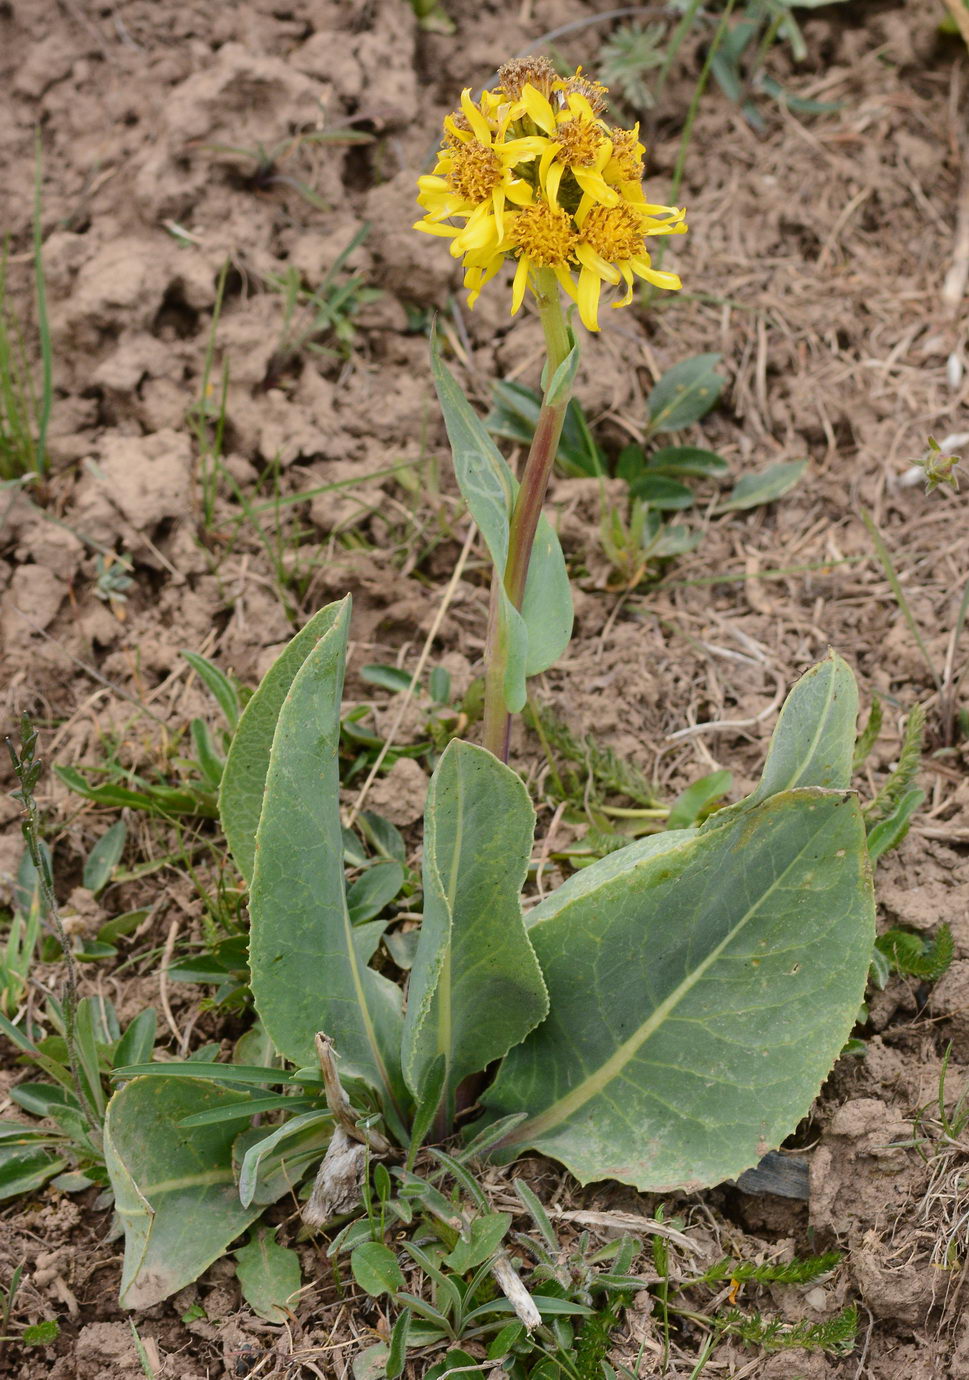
103,60,874,1310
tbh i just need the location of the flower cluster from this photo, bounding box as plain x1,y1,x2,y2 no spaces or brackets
415,58,687,332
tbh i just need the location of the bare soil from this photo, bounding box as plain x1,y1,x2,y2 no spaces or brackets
1,0,967,1376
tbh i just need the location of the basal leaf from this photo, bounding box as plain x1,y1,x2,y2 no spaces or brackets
431,344,573,710
83,819,127,894
103,1076,263,1307
646,446,729,478
235,1228,301,1321
248,598,407,1120
749,652,858,805
351,1241,405,1297
713,459,807,513
478,787,873,1189
402,741,547,1119
219,600,350,884
627,473,695,509
646,354,724,433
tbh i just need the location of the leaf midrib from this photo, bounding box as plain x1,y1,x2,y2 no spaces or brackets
503,802,840,1146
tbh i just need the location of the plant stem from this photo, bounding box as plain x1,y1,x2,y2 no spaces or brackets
481,267,572,761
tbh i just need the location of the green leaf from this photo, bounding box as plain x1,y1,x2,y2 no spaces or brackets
627,473,695,509
646,446,729,478
113,1061,300,1087
181,649,241,730
83,819,127,894
353,1342,390,1380
667,770,733,830
233,1116,332,1207
237,1111,329,1208
360,664,415,694
178,1096,318,1128
190,718,225,790
386,1307,411,1380
713,459,807,513
486,381,606,477
443,1211,512,1274
219,600,350,884
402,740,547,1118
428,665,451,704
431,345,573,711
545,344,580,406
749,653,858,806
115,1009,157,1069
22,1320,60,1345
54,766,216,818
74,996,107,1119
9,1083,77,1117
866,787,924,863
235,1228,301,1321
97,909,149,945
359,811,407,863
0,1144,65,1201
351,1241,405,1297
103,1075,264,1307
406,1054,447,1165
646,355,724,433
477,785,873,1189
347,860,406,925
247,598,407,1118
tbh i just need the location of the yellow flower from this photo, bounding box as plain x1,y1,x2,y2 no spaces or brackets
414,63,688,332
416,88,545,256
516,84,618,209
573,197,686,332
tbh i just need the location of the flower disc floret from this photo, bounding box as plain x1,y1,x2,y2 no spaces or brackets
512,203,576,266
447,139,504,202
606,126,645,185
498,55,557,100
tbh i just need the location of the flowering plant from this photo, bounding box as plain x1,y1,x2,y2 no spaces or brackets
102,62,874,1325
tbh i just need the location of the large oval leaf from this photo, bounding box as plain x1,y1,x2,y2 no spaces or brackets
103,1076,263,1308
248,598,407,1121
477,787,873,1189
220,600,350,883
402,741,547,1120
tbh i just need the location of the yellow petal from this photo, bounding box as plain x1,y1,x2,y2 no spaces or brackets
574,168,618,206
613,263,635,308
414,220,461,238
452,215,498,254
576,244,621,285
644,220,688,237
443,115,473,144
577,267,601,332
511,255,530,315
501,136,549,161
460,88,494,145
504,178,534,206
631,257,681,291
554,264,579,302
566,91,596,122
544,159,564,207
492,186,507,237
641,268,682,291
592,137,613,172
574,193,595,228
521,83,557,134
